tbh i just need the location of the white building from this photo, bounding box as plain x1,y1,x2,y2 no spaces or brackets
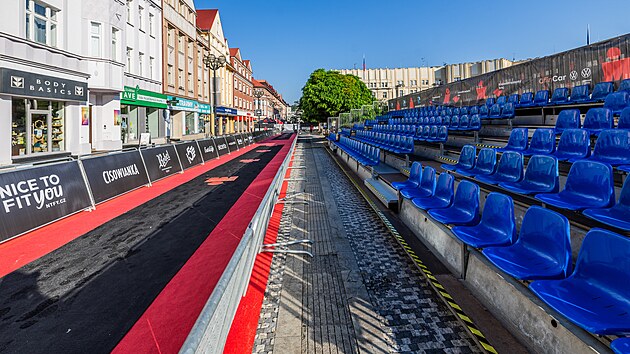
0,0,90,166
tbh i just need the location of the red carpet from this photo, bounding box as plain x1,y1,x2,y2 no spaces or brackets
222,160,294,354
113,135,295,354
0,140,269,278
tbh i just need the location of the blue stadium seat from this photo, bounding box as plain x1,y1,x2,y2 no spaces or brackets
496,96,507,107
420,126,430,140
499,155,559,195
584,177,630,231
501,102,516,118
488,104,502,119
604,91,630,115
469,106,479,115
401,166,436,199
428,180,480,225
507,94,519,105
535,160,615,211
458,115,470,130
412,173,454,210
529,228,630,335
612,338,630,354
449,115,460,130
427,126,438,141
550,87,569,105
619,79,630,92
583,108,614,136
442,116,451,127
586,129,630,165
553,129,591,161
496,128,528,152
452,108,460,116
469,114,481,131
479,105,489,118
476,151,524,185
619,107,630,129
432,126,448,143
523,128,556,156
457,148,496,177
452,193,516,248
441,145,476,171
590,82,614,102
569,84,590,103
483,206,572,280
533,90,550,106
485,98,496,107
460,107,469,115
392,161,422,190
554,109,581,134
517,92,534,107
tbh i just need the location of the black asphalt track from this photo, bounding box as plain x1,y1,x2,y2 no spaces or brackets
0,146,281,353
272,133,293,140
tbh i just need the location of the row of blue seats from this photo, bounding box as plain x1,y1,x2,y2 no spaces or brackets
352,132,415,154
393,163,630,340
496,128,630,166
556,107,630,135
358,127,448,144
334,136,380,166
340,128,352,137
443,145,630,231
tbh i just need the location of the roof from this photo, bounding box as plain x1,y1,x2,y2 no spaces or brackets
229,48,239,57
196,9,218,30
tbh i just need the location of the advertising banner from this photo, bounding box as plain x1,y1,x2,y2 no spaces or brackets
235,134,245,149
175,141,203,170
0,161,92,241
81,151,149,204
226,135,238,151
141,145,182,182
197,138,219,160
390,34,630,109
215,137,230,157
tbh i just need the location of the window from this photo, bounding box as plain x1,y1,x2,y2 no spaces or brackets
138,6,144,31
148,13,154,36
126,47,132,73
111,27,120,61
25,1,58,47
178,69,183,88
178,35,184,53
149,57,154,79
167,64,174,85
126,0,132,23
90,22,102,57
138,52,144,76
167,26,174,47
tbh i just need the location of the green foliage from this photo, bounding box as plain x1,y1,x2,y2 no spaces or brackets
298,69,374,123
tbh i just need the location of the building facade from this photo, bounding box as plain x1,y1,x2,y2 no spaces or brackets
337,58,519,102
0,0,91,166
230,48,254,133
253,79,289,122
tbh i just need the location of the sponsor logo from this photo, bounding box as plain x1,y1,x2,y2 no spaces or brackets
237,139,243,144
102,164,140,184
539,75,567,84
204,145,215,153
185,145,197,164
228,140,236,146
156,150,172,171
569,71,578,80
581,67,591,78
75,86,84,96
10,76,24,88
0,174,65,213
217,143,227,150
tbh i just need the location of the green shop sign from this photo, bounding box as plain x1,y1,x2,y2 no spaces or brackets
197,103,211,114
167,96,212,113
121,86,168,109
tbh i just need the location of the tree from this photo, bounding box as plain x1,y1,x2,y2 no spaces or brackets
298,69,374,123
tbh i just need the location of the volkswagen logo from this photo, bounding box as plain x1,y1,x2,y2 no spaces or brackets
581,67,591,78
569,71,578,80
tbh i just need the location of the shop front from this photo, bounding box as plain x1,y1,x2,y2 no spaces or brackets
197,103,212,136
237,109,254,132
167,97,211,140
215,106,237,135
0,68,88,164
119,86,168,145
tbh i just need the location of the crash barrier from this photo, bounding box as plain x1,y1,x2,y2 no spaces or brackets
180,132,297,354
0,131,274,243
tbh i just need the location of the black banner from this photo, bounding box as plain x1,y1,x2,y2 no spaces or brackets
197,138,219,160
226,135,238,151
390,34,630,109
81,151,149,204
215,137,230,156
0,161,92,241
235,134,245,149
0,68,88,101
245,133,253,145
174,141,203,170
140,145,182,182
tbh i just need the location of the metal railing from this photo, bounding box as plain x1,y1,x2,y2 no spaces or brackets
180,130,296,354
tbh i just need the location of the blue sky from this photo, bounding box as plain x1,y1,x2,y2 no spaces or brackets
194,0,630,104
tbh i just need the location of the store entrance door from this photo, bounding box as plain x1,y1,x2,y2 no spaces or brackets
29,111,51,154
121,114,129,144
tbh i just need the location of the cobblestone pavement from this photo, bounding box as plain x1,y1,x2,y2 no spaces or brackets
253,136,481,354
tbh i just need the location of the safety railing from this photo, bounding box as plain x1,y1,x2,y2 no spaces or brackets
180,132,296,354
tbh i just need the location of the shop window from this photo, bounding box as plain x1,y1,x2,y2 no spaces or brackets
184,112,196,135
147,108,160,138
12,99,65,156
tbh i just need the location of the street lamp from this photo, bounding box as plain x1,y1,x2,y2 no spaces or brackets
203,53,227,136
253,88,264,132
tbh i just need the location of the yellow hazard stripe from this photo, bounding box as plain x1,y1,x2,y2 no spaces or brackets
325,146,499,354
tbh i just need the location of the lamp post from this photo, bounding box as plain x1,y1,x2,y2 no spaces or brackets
269,101,277,132
253,88,264,132
203,53,226,136
165,97,179,143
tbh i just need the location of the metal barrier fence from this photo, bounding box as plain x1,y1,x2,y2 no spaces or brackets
180,133,297,354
